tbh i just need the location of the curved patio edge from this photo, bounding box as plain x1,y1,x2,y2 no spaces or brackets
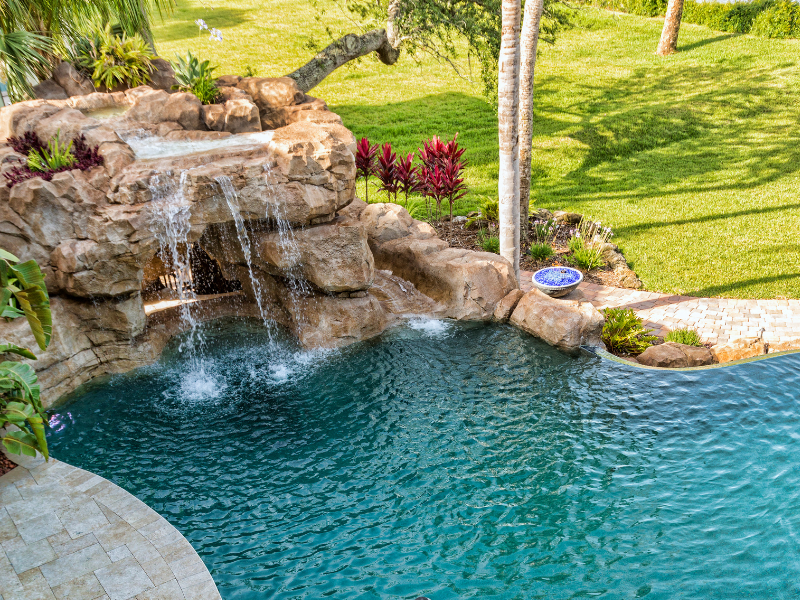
0,453,221,600
584,346,800,371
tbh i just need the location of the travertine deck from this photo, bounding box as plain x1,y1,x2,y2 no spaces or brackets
520,271,800,346
0,454,221,600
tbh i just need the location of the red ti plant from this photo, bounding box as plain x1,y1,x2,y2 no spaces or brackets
420,159,468,220
375,143,400,203
395,152,420,207
418,133,467,220
355,137,378,202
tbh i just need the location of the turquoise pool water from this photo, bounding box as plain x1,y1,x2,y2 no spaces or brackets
49,318,800,600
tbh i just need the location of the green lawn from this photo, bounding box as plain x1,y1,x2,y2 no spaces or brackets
152,4,800,299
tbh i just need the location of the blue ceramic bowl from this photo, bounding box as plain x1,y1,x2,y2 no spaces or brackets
532,267,583,298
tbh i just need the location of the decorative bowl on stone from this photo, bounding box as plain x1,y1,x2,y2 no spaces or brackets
532,267,583,298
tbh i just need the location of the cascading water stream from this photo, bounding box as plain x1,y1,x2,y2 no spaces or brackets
262,164,312,321
148,171,199,351
215,175,273,332
148,171,226,399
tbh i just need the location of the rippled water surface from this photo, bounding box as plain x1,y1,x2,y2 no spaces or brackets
49,318,800,600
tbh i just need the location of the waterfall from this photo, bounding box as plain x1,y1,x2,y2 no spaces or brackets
215,175,272,329
148,170,201,354
262,165,312,314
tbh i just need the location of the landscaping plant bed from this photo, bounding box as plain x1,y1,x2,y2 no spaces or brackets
432,219,635,288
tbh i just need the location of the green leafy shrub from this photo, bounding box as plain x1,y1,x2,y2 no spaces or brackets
602,307,658,355
568,233,584,253
75,24,155,90
27,132,74,172
477,228,500,253
529,243,554,260
171,51,221,104
751,0,800,37
665,328,703,347
584,0,800,38
0,248,52,460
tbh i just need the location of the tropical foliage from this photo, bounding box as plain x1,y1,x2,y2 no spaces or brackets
0,0,174,102
602,307,659,355
0,249,52,460
4,131,104,188
171,50,221,104
74,24,156,90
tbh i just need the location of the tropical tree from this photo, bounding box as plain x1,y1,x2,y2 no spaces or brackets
498,0,522,281
518,0,545,242
656,0,685,55
0,0,174,102
0,248,52,460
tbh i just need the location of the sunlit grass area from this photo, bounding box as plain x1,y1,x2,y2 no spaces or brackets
153,3,800,298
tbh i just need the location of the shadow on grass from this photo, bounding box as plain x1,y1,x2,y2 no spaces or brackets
153,8,250,44
531,61,800,203
679,33,738,52
611,202,800,236
691,273,800,297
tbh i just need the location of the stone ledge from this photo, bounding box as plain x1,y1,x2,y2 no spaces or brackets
0,453,220,600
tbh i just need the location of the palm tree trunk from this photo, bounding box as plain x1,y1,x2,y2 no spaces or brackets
656,0,685,56
518,0,544,245
498,0,522,284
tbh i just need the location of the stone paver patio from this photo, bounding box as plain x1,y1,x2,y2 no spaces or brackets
520,271,800,346
0,454,221,600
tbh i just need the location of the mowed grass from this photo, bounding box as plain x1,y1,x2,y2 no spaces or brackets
152,4,800,298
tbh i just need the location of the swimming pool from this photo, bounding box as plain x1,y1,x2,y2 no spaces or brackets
48,318,800,599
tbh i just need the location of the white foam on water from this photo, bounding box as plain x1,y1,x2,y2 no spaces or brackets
406,317,452,337
179,365,227,402
125,130,275,160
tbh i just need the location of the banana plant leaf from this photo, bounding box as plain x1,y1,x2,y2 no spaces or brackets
0,361,41,404
0,344,37,360
2,429,40,458
12,287,52,351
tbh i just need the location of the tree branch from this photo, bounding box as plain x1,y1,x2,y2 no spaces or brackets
285,28,400,92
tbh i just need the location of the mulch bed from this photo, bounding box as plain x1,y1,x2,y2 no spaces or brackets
0,453,16,477
432,218,632,288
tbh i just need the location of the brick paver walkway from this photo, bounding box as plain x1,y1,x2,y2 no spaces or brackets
520,271,800,346
0,454,221,600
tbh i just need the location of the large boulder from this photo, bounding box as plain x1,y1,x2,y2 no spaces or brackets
257,218,374,292
33,80,68,100
636,342,715,368
52,62,96,97
353,202,515,320
235,77,305,129
509,288,605,353
148,58,178,92
493,289,525,322
711,337,766,363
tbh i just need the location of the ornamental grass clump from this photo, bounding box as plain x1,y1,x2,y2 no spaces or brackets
4,131,103,188
566,216,613,271
477,227,500,253
602,307,659,355
665,328,703,346
529,218,557,260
